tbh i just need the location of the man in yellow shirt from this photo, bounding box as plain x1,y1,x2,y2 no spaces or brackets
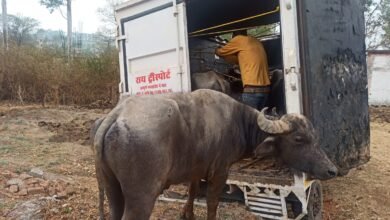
215,30,270,109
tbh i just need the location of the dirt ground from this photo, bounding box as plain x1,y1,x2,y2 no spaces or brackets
0,104,389,219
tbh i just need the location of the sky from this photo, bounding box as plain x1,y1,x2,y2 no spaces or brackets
6,0,109,33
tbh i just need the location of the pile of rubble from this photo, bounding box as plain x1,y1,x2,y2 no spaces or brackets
2,168,74,199
38,118,95,145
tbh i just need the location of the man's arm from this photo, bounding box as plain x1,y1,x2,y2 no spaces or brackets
215,37,241,57
221,54,239,64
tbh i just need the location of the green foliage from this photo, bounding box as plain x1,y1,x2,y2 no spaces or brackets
364,0,390,49
382,0,390,47
248,24,279,38
0,14,40,46
7,14,40,46
40,0,65,13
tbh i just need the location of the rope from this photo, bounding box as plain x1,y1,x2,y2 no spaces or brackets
189,6,280,35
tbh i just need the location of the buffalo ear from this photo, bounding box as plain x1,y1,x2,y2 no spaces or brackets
255,137,276,158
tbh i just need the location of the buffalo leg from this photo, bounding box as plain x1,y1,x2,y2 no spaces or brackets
181,180,200,220
95,163,105,220
206,173,228,220
121,186,162,220
101,167,124,220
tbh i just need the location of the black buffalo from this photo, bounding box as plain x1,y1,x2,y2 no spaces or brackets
191,71,231,94
92,89,337,220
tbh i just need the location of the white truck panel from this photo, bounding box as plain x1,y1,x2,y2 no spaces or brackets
125,8,177,60
116,0,172,21
116,0,190,96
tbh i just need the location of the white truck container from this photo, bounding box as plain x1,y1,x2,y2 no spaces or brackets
115,0,192,96
115,0,369,219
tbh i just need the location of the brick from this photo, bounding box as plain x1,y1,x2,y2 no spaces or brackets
27,186,45,195
66,188,76,196
56,191,68,199
19,173,32,180
18,189,28,196
40,180,50,189
48,187,56,196
25,178,39,185
1,171,12,178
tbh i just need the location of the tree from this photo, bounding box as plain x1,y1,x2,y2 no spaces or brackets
7,15,40,46
96,0,124,48
382,0,390,48
1,0,7,50
364,0,390,49
40,0,72,60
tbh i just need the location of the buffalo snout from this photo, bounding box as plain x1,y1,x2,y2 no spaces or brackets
307,150,339,180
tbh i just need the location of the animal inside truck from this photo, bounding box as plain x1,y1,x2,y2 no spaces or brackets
114,0,369,219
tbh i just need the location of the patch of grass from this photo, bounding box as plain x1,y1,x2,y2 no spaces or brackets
0,200,18,215
0,159,9,166
63,206,73,214
47,160,62,166
14,166,30,174
0,144,16,155
0,144,13,150
14,119,28,125
11,136,28,142
0,125,9,131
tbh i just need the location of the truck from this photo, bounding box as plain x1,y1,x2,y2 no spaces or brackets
115,0,370,219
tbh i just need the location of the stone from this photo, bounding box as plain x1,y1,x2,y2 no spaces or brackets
48,187,56,196
1,170,12,178
66,187,75,196
27,187,45,195
50,208,60,214
6,197,57,219
39,180,50,189
6,178,24,187
43,172,74,183
55,185,65,193
38,121,47,127
9,185,19,193
19,173,32,180
29,168,44,178
25,178,40,185
56,191,68,199
11,172,19,178
19,189,28,196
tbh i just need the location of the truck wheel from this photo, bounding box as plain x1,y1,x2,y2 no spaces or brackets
304,181,323,220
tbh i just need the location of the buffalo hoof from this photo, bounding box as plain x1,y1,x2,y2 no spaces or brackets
180,211,195,220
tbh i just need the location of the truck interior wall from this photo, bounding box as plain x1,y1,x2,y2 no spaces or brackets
188,36,286,113
298,0,369,170
185,0,279,34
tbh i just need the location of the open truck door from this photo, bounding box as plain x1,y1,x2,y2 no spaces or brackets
115,0,191,96
297,0,370,170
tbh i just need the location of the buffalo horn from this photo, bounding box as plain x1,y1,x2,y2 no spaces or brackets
257,108,291,134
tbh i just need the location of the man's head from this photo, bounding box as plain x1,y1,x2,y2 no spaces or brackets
232,30,247,38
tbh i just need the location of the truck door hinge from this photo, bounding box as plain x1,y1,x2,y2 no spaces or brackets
285,67,300,91
116,35,126,49
116,35,126,42
285,67,299,75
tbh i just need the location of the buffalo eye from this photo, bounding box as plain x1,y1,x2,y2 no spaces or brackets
294,135,304,143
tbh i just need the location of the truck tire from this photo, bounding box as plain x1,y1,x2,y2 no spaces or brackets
304,181,323,220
